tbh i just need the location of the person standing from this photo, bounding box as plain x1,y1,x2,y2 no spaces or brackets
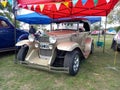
29,25,36,34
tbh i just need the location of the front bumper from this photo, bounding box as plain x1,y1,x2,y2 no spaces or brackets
19,61,69,73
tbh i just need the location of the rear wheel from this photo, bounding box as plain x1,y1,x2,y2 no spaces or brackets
64,50,81,76
112,41,117,51
17,45,29,61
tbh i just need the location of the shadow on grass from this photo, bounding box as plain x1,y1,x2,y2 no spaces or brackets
0,51,15,59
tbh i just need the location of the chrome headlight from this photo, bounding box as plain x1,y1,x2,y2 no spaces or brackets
28,34,35,42
49,36,56,44
35,43,39,48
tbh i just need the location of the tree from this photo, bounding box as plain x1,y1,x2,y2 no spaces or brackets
0,3,13,21
0,2,20,27
108,2,120,24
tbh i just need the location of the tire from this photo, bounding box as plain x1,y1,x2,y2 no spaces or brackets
64,50,81,76
90,42,94,54
112,41,117,51
111,40,120,51
111,39,114,49
17,45,29,61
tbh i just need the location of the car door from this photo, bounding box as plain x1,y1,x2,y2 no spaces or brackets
78,31,89,50
0,20,14,49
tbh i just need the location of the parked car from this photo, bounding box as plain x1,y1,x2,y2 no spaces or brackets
16,18,94,76
0,16,28,52
111,30,120,51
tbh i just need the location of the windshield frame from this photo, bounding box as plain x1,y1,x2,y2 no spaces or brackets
54,21,80,31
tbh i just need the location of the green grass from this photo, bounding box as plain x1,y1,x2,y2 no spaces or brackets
0,35,120,90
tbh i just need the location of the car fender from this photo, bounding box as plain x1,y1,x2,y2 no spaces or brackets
17,34,28,42
57,42,80,51
84,37,93,52
16,40,32,46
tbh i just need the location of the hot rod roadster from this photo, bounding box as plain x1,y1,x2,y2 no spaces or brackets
16,19,94,76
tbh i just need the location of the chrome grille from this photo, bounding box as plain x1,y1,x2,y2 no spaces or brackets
40,42,49,49
40,49,52,56
39,36,49,42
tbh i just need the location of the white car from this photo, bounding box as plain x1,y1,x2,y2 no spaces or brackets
111,30,120,51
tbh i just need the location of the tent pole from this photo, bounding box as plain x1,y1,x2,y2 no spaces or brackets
50,23,52,31
98,20,101,42
103,16,108,53
13,0,17,63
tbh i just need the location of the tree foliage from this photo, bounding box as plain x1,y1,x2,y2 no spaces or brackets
0,3,13,21
114,26,120,32
0,2,20,27
108,2,120,24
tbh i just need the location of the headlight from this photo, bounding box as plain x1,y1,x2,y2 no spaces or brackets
49,37,56,44
49,45,53,49
35,43,39,48
28,34,35,42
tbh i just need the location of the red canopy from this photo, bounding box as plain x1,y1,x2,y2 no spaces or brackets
17,0,70,4
17,0,119,19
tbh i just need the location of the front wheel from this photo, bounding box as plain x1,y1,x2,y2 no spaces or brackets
112,41,118,51
17,45,29,61
64,50,81,76
90,42,94,54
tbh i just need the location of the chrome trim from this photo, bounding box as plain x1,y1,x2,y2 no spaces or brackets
40,42,51,49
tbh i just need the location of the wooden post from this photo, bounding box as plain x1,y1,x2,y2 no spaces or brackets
98,20,101,42
103,16,108,53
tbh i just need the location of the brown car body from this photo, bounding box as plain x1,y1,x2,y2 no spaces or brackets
16,20,94,76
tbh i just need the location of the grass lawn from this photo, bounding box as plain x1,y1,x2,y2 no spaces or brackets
0,35,120,90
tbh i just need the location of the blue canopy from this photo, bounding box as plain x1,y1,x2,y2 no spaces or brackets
84,16,101,24
54,16,101,24
16,12,101,24
16,12,52,24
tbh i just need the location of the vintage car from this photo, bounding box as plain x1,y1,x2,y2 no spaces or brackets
16,19,94,76
0,16,28,52
111,30,120,51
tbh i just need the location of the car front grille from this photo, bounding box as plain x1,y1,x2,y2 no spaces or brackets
39,36,49,42
40,42,49,49
40,49,52,57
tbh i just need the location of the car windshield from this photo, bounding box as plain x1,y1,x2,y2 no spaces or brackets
55,22,83,31
58,22,77,30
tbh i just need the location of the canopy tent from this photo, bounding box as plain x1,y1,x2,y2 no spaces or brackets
84,16,101,24
54,16,101,24
16,12,101,24
15,0,119,53
106,29,117,35
17,0,119,19
16,12,52,24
